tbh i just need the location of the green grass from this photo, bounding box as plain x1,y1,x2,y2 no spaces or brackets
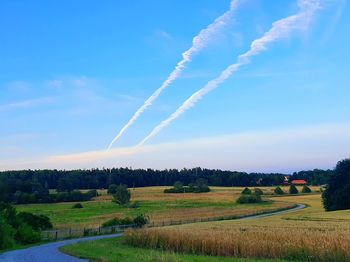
60,237,285,262
15,187,286,229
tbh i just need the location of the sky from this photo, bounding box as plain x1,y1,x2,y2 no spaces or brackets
0,0,349,173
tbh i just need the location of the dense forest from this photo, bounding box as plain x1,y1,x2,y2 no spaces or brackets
0,167,332,204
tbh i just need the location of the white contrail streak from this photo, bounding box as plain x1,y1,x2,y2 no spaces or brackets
138,0,321,146
108,0,241,150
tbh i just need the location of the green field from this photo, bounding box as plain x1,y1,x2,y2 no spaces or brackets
16,187,297,229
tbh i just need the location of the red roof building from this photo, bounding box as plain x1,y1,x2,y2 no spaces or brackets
291,180,307,185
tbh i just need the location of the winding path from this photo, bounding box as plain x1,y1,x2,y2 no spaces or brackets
0,204,305,262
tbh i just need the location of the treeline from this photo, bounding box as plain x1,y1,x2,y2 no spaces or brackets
0,167,332,204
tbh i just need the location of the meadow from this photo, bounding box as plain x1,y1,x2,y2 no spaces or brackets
16,186,300,229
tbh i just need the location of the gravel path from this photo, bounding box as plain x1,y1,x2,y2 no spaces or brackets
0,204,305,262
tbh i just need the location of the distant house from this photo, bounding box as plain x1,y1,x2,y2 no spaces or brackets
291,180,307,185
283,176,290,185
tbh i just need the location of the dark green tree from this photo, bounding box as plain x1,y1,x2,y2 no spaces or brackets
254,188,264,196
322,159,350,211
301,185,312,194
289,185,299,194
113,185,131,205
107,184,118,195
274,186,284,195
241,187,252,195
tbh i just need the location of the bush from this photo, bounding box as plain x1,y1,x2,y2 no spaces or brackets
289,185,299,194
241,187,252,195
86,189,98,198
133,214,149,228
72,203,83,209
102,217,134,228
113,185,131,205
17,212,53,230
164,180,210,194
323,159,350,211
14,223,41,244
236,194,262,204
0,217,14,249
107,184,118,195
301,185,312,194
274,186,285,195
126,201,140,209
254,188,264,196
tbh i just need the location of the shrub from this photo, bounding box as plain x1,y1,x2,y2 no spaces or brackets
254,188,264,196
86,189,98,198
0,216,14,249
301,185,312,194
289,185,299,194
126,201,140,209
107,184,118,195
323,159,350,211
241,187,252,195
72,203,83,209
113,185,131,205
14,223,41,244
102,217,133,228
274,186,284,195
133,214,149,228
17,212,53,230
236,194,262,204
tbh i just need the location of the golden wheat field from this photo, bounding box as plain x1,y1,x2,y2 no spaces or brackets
124,194,350,261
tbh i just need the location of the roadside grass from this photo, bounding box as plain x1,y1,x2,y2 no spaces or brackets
16,187,296,229
60,237,285,262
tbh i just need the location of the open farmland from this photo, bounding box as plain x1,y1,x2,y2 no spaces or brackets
122,194,350,261
16,186,299,229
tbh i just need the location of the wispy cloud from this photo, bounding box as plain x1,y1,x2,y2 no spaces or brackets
0,97,56,112
1,122,349,173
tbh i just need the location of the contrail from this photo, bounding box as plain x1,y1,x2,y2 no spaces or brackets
108,0,241,150
138,0,321,146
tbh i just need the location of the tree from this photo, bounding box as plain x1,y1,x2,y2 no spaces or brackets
322,159,350,211
173,181,184,191
254,188,264,196
113,185,131,205
301,185,312,194
241,187,252,195
289,185,299,194
107,184,118,195
274,186,284,195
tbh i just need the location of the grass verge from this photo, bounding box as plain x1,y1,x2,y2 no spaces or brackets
60,237,284,262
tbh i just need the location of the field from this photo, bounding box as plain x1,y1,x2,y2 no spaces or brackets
15,186,302,229
123,194,350,261
57,186,350,262
60,236,285,262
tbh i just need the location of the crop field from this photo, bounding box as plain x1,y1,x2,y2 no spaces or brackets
15,186,302,229
60,237,284,262
123,194,350,261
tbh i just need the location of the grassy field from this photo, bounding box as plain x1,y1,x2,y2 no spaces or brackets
16,186,300,229
60,237,285,262
123,194,350,261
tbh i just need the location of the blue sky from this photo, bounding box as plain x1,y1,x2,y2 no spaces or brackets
0,0,349,172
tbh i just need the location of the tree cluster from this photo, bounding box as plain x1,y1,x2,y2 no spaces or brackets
323,159,350,211
0,203,52,250
164,179,210,193
0,167,332,204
